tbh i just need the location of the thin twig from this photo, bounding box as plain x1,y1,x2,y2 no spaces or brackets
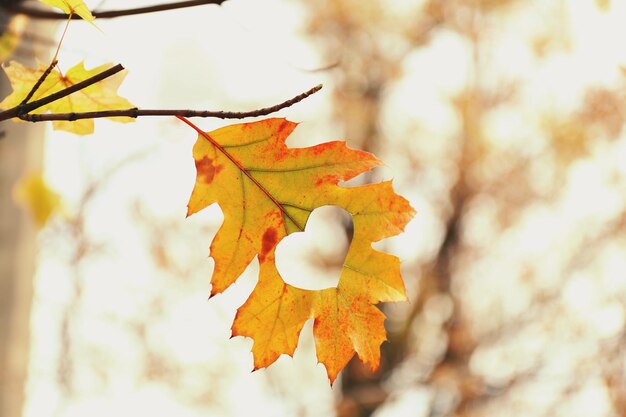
19,85,323,122
19,59,58,106
16,11,70,106
0,64,125,122
2,0,227,20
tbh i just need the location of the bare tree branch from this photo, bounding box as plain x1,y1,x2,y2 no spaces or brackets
18,84,323,122
2,0,227,20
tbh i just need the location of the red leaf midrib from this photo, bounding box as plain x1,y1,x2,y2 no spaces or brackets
177,116,304,234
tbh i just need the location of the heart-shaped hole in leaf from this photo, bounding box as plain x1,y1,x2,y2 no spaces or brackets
275,205,353,291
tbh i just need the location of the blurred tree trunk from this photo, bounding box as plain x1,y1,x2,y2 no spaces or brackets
0,87,45,417
0,13,49,417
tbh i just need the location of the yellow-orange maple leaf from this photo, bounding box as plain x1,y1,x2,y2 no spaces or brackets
40,0,95,22
184,117,415,383
0,60,134,135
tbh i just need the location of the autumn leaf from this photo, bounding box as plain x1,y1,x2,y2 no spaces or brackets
40,0,95,22
183,117,415,383
0,16,27,64
0,60,134,135
0,33,19,64
14,172,62,227
595,0,610,11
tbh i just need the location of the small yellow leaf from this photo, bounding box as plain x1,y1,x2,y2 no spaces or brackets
595,0,610,11
0,33,19,64
0,60,134,135
13,172,62,227
40,0,95,22
0,16,27,64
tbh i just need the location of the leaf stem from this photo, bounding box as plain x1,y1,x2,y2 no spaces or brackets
2,0,227,20
18,85,323,122
52,11,73,62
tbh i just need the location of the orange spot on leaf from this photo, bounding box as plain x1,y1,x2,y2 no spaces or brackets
274,119,289,138
311,142,334,156
195,156,224,184
315,174,339,187
274,146,290,161
259,228,278,263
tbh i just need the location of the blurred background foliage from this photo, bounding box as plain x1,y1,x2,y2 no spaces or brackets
1,0,626,416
